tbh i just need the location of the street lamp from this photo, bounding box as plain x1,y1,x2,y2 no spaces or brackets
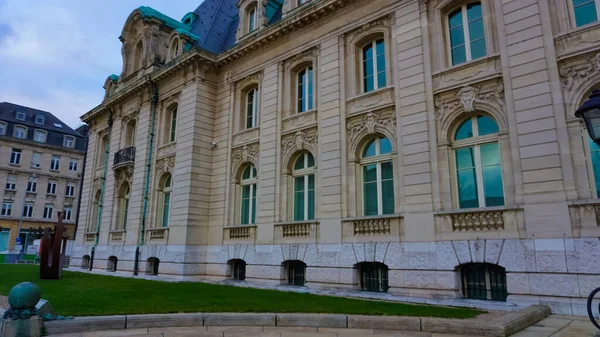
575,90,600,146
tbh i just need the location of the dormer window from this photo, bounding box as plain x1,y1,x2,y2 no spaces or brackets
248,5,257,33
16,111,26,121
170,38,181,59
63,135,75,148
35,114,45,125
298,0,310,5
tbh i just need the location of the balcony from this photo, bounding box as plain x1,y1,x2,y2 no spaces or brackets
274,221,319,244
342,215,403,243
113,146,135,169
223,225,256,243
434,206,524,240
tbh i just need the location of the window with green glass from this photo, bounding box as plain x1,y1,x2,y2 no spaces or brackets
454,115,504,209
448,3,486,66
240,165,257,224
297,67,313,113
362,39,386,93
169,108,177,143
160,175,172,227
246,88,258,129
588,138,600,198
293,152,315,221
248,7,257,32
361,137,394,216
573,0,599,27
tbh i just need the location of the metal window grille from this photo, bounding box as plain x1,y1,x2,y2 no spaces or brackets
360,262,389,292
232,260,246,281
147,258,159,275
461,263,507,301
287,261,306,286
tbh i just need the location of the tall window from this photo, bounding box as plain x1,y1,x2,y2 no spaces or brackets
2,201,13,216
157,174,172,227
89,190,102,232
69,159,78,172
47,181,57,195
297,67,313,113
66,183,75,197
13,126,26,139
293,153,315,221
26,178,37,193
31,152,41,168
64,207,73,221
10,149,21,165
573,0,599,27
248,5,257,33
43,204,54,219
63,136,75,148
358,262,389,292
51,155,61,171
124,121,136,147
461,263,507,301
362,39,386,93
448,3,486,65
169,108,177,143
117,183,130,230
22,204,33,218
454,115,504,209
240,164,257,225
246,88,259,129
98,135,109,167
34,130,47,143
285,260,306,286
5,175,16,191
230,259,247,281
362,137,394,216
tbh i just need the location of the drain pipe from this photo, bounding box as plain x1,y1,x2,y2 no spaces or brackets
134,76,158,275
90,110,113,271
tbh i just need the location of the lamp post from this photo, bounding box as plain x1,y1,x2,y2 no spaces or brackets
575,89,600,331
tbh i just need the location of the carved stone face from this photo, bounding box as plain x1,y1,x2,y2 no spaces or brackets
458,86,478,112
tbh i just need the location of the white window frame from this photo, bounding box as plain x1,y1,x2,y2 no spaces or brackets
445,3,486,66
34,129,47,143
13,126,26,139
1,201,12,216
240,165,257,225
66,183,75,197
35,114,45,125
47,181,57,195
51,156,60,171
22,204,33,218
360,138,393,216
5,175,16,191
43,205,54,219
569,0,600,27
360,39,387,93
297,67,314,113
292,153,316,221
10,149,21,165
245,88,259,129
248,6,257,33
0,122,6,135
452,116,504,208
63,136,75,148
31,152,41,168
64,207,73,221
69,159,78,171
16,111,26,121
26,179,37,193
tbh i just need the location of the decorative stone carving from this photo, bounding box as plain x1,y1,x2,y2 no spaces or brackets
114,166,134,188
458,86,478,112
418,0,427,12
435,83,504,120
236,72,263,90
346,15,392,42
121,110,138,125
346,111,396,149
559,52,600,94
232,143,259,174
283,47,319,70
156,156,175,175
281,129,318,167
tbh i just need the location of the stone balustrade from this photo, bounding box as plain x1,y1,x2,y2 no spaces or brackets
451,210,504,232
146,228,168,242
274,221,319,243
341,215,403,243
223,225,257,242
109,231,124,242
84,233,95,242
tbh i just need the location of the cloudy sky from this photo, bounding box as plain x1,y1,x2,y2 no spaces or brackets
0,0,200,129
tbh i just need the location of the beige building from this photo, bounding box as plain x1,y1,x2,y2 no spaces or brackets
0,103,86,253
73,0,600,315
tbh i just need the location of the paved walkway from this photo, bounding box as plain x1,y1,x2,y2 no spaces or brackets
49,315,599,337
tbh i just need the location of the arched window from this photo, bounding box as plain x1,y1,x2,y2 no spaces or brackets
97,134,109,166
133,40,143,71
82,255,91,269
453,115,504,209
157,174,172,228
124,120,136,148
146,257,160,275
588,138,600,198
170,37,181,59
572,0,599,27
164,105,178,144
297,67,313,113
245,88,259,129
116,183,130,230
293,152,315,221
89,190,102,232
240,165,257,225
361,136,394,216
460,263,507,301
357,262,389,292
361,39,386,93
284,260,306,286
247,4,257,33
447,2,486,66
107,256,118,272
230,259,247,281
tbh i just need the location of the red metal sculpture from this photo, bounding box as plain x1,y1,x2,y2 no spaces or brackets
39,212,67,279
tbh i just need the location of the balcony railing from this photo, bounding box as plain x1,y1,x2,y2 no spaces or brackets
274,221,319,243
113,146,135,169
146,228,168,242
451,210,504,232
223,225,257,242
342,215,403,242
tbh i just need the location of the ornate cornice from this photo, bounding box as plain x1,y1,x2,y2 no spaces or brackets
434,83,504,120
156,155,175,176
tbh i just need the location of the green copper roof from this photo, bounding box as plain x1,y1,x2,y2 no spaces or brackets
109,74,119,82
138,6,199,41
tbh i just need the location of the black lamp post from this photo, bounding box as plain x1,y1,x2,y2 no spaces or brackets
576,90,600,146
576,89,600,331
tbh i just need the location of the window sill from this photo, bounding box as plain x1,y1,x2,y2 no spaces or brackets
50,169,60,173
568,198,600,206
46,193,56,197
8,163,21,167
26,191,36,195
342,213,403,222
30,166,41,170
433,205,522,216
346,87,395,116
5,189,16,192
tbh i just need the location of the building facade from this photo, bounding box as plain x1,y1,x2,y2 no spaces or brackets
73,0,600,315
0,102,86,253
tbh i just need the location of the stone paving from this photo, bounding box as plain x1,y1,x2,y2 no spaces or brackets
47,315,598,337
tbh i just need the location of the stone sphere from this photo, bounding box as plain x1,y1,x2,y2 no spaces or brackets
8,282,41,310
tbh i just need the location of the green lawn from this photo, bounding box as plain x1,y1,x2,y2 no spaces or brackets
0,265,483,318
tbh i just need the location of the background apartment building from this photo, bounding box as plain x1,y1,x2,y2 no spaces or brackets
0,102,86,256
73,0,600,315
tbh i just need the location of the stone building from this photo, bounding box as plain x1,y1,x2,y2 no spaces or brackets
73,0,600,315
0,102,86,253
